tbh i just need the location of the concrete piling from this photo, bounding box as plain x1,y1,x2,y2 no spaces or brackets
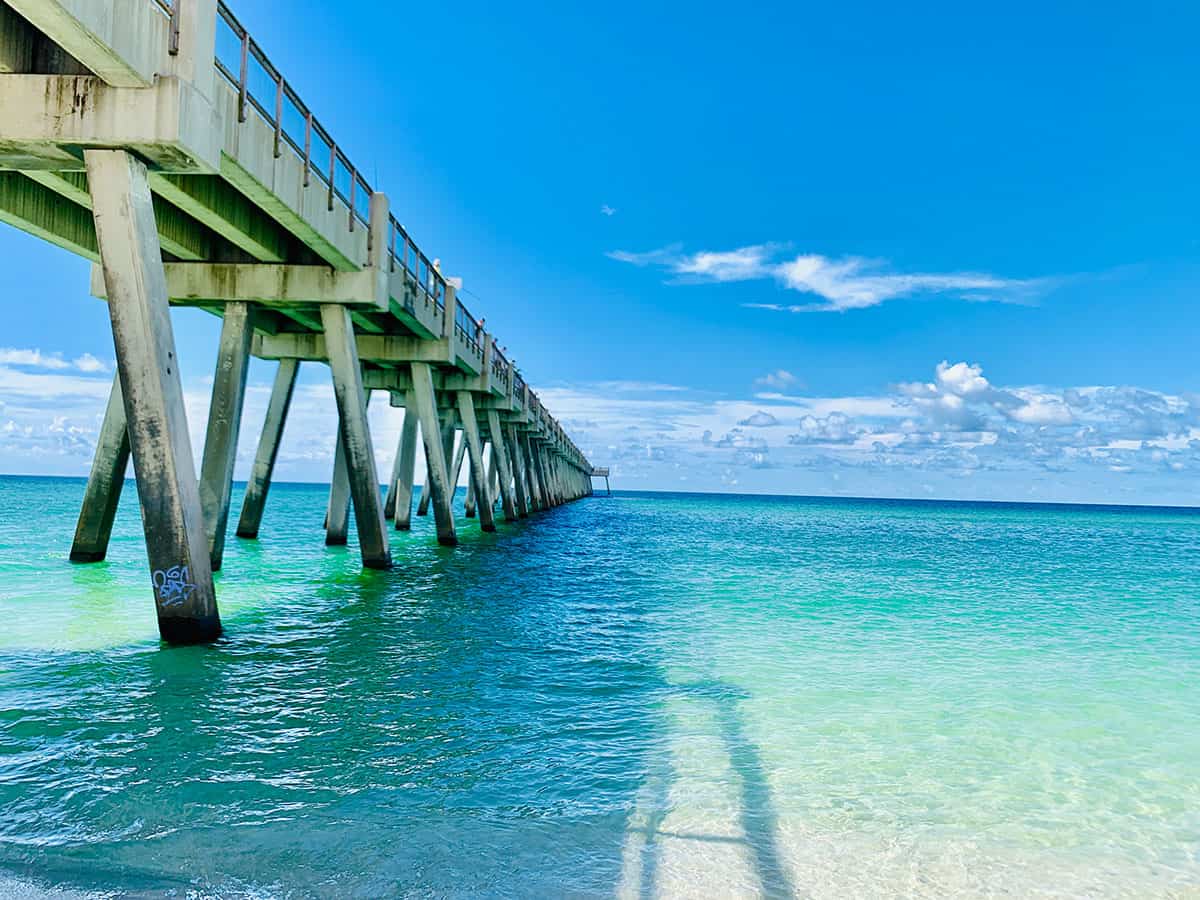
391,397,418,531
506,425,530,518
456,391,495,533
325,432,351,545
486,410,518,523
198,301,254,571
411,362,457,546
69,373,130,562
236,358,299,539
86,148,219,645
322,305,391,569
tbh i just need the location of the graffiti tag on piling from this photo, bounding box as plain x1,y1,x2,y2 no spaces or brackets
153,565,197,608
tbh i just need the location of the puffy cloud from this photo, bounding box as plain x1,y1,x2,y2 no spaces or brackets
738,410,779,427
2,345,1196,502
1009,397,1073,425
788,412,860,445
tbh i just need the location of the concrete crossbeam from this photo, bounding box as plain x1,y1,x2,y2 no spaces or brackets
0,75,221,171
255,332,454,367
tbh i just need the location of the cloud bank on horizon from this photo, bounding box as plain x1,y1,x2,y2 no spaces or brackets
2,348,1197,506
607,243,1048,311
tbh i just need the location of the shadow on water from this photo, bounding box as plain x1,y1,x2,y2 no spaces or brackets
630,678,798,900
2,493,797,897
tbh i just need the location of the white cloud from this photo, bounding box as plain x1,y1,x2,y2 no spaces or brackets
789,412,860,445
672,245,776,282
773,256,1033,312
600,204,616,217
1009,397,1073,425
755,369,799,390
738,411,779,427
2,345,1196,504
0,347,112,373
608,244,1043,311
73,353,110,373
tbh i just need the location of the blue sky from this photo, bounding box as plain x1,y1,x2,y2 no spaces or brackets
2,0,1199,503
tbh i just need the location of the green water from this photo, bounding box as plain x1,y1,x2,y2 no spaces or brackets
1,476,1198,897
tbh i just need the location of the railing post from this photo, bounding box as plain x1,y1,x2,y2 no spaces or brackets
303,112,312,186
273,76,283,158
237,27,248,122
168,0,218,100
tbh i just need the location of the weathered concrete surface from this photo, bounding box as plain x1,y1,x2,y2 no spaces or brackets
324,433,350,545
198,301,254,571
0,171,99,259
390,396,418,530
411,362,456,546
236,357,298,538
486,409,518,523
323,304,390,569
69,372,129,562
150,174,289,261
506,424,530,518
23,171,213,260
457,391,495,532
87,148,219,645
0,74,222,171
5,0,167,87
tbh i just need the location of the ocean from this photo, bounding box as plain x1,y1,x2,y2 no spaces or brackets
1,475,1197,897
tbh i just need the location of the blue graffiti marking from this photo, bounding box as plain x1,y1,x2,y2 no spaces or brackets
152,565,197,608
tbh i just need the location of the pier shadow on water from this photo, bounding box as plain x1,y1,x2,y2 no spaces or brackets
620,678,798,900
0,489,798,897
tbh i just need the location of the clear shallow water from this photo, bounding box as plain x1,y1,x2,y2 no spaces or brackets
1,476,1198,898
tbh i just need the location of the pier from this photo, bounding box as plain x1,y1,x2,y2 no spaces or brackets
0,0,595,644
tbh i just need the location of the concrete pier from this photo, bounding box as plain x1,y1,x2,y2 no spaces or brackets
0,0,598,643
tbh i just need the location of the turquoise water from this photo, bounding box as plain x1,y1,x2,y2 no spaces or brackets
1,475,1198,898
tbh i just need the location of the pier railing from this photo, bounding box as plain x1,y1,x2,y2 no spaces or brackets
215,1,371,229
216,0,461,338
205,1,580,411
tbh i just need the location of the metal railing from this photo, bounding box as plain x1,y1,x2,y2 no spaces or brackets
491,344,509,384
211,2,578,445
454,299,481,356
386,216,445,324
214,1,371,231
